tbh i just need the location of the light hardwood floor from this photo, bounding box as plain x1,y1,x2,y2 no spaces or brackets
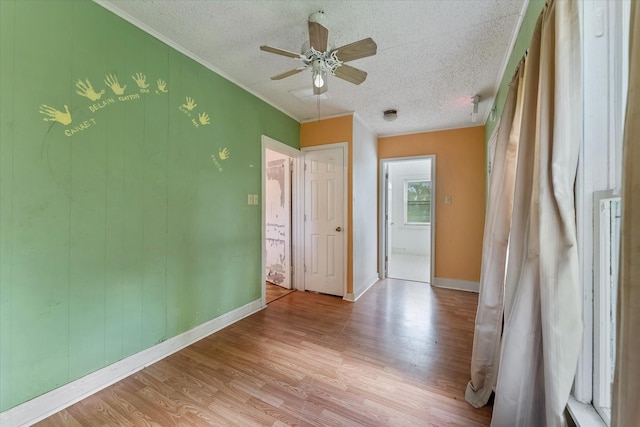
37,279,492,426
266,282,296,304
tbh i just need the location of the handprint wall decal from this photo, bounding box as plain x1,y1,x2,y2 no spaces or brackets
182,97,197,111
76,79,105,101
219,148,230,160
104,74,126,95
156,79,168,93
198,112,210,126
39,104,72,125
132,73,149,89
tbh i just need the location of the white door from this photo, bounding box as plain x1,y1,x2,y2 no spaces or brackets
265,149,291,288
304,147,345,296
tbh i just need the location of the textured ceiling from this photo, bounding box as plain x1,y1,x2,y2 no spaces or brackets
96,0,527,136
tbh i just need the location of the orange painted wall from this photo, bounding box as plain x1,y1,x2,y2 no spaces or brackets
379,126,486,282
300,115,354,293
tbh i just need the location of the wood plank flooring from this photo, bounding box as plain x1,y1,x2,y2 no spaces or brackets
266,282,296,304
37,279,492,426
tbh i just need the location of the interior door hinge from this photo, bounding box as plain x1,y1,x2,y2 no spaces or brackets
304,265,307,272
304,163,307,171
304,214,307,221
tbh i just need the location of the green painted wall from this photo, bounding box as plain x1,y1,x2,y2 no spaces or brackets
0,0,299,412
485,0,546,141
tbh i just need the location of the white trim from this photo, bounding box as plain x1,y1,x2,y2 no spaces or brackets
485,0,531,124
402,178,432,226
93,0,300,123
567,396,607,427
574,0,629,406
0,299,264,427
301,143,349,298
352,112,377,136
432,277,479,293
300,111,355,124
592,190,620,425
346,274,380,302
261,136,304,303
379,155,436,287
378,123,483,139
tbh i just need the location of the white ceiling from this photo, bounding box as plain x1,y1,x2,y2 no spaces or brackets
97,0,527,137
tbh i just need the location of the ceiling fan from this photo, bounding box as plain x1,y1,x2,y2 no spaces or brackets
260,11,377,95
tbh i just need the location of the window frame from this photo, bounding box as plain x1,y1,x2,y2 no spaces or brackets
403,179,431,226
592,191,621,424
573,1,629,426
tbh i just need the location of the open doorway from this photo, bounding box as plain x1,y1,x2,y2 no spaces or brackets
380,156,435,284
261,136,303,306
264,147,292,289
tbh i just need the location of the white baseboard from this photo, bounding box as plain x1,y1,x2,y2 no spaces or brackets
346,273,380,302
432,277,480,293
0,299,264,427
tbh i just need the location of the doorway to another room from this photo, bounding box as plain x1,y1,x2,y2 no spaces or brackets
262,136,304,305
381,157,435,284
264,147,292,290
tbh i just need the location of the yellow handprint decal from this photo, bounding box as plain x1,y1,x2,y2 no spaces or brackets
39,104,72,125
156,79,168,93
218,148,230,160
182,97,197,111
132,73,149,89
104,74,126,95
198,112,210,126
76,79,105,101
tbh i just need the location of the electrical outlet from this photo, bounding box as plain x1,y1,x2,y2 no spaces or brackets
253,194,259,205
248,194,253,205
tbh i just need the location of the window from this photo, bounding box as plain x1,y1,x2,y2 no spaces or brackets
404,180,431,225
593,194,621,424
574,1,630,426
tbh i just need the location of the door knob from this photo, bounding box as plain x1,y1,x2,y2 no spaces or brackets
336,226,342,232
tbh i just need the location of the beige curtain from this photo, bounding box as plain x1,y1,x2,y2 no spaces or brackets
612,0,640,425
479,1,582,425
465,58,524,408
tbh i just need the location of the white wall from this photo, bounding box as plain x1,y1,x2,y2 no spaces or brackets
351,115,379,299
388,159,431,256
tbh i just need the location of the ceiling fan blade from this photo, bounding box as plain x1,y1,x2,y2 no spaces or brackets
313,82,328,95
334,64,368,85
260,45,304,59
308,21,329,52
271,67,307,80
332,37,377,62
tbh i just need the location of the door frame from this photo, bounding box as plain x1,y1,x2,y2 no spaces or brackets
301,142,348,298
379,155,436,284
261,135,304,307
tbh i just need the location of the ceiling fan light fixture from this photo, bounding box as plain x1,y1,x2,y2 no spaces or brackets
313,70,325,88
312,59,326,88
383,109,398,122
